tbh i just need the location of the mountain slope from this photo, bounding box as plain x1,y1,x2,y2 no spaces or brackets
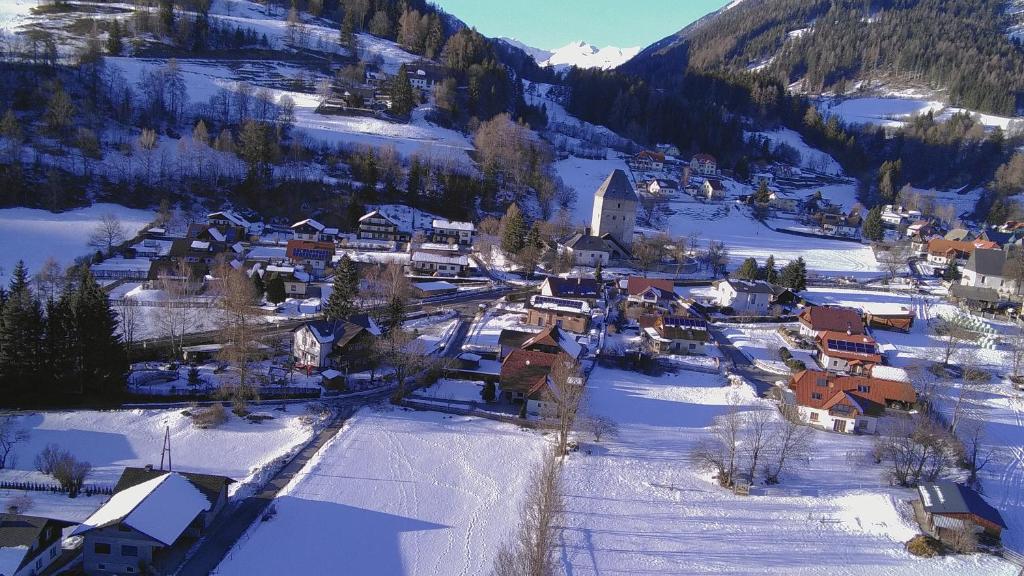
622,0,1024,116
498,39,639,71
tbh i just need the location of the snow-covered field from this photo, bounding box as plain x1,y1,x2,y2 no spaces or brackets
719,324,816,374
748,128,843,175
556,366,1018,575
215,407,547,575
821,97,1021,130
0,203,154,284
554,155,632,226
462,307,529,353
1,406,319,492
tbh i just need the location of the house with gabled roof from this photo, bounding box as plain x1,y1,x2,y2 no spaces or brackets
715,279,773,314
914,482,1006,547
0,514,72,576
691,153,718,176
292,318,377,372
926,238,997,266
787,369,916,433
525,295,592,334
816,331,882,374
702,177,726,200
358,210,409,243
73,469,233,576
628,150,665,172
539,277,600,301
499,349,583,417
430,219,475,246
291,218,337,242
624,277,676,309
520,324,585,361
961,248,1020,297
798,306,865,338
642,315,709,355
285,239,334,277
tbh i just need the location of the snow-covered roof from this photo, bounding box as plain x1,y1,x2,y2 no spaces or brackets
869,365,911,383
292,218,325,231
418,242,459,252
414,280,458,291
232,242,245,254
321,369,343,379
207,227,226,242
72,473,212,546
411,252,468,266
0,545,28,576
266,265,295,273
529,295,592,315
208,210,251,228
91,258,153,273
432,219,475,231
190,240,210,251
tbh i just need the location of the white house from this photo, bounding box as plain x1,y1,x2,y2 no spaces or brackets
559,233,611,266
647,179,679,195
715,279,773,314
0,515,72,576
691,153,718,176
430,219,475,246
816,331,882,374
408,252,469,276
788,370,916,434
702,178,726,200
961,248,1018,296
291,218,338,242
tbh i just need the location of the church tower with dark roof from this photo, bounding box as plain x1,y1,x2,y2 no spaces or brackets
591,169,638,248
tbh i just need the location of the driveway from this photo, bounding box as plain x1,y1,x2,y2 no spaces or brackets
709,326,778,397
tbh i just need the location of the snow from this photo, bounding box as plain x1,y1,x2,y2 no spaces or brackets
0,545,28,576
214,407,547,575
719,324,815,374
415,378,486,404
748,128,842,175
822,97,1022,130
554,155,632,226
0,489,107,524
1,406,319,492
556,365,1019,575
72,473,211,545
541,41,641,71
0,0,32,31
0,203,155,285
461,306,529,353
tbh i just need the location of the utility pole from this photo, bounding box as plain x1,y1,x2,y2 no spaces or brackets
159,425,172,471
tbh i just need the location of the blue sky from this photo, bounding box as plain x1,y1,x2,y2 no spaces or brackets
432,0,731,50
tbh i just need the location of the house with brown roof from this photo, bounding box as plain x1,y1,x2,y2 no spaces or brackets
797,306,865,338
641,316,709,355
691,153,718,176
816,331,882,374
285,239,335,277
525,295,592,334
292,318,377,372
499,349,557,404
624,277,676,308
788,369,916,433
926,238,997,267
914,482,1006,548
629,150,665,172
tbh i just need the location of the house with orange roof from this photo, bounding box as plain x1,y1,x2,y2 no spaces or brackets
926,238,997,267
788,369,917,433
816,331,882,374
797,306,865,338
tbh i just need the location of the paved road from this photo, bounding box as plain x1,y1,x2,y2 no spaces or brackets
175,392,389,575
708,326,777,397
442,317,472,358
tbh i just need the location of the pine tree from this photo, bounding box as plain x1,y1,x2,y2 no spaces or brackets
734,257,759,280
594,260,603,285
44,81,74,135
481,381,496,402
107,19,123,55
266,274,286,304
762,254,777,284
391,64,416,116
779,258,808,292
251,272,266,299
406,157,422,207
385,294,405,331
324,256,359,322
793,257,808,291
500,203,526,255
754,181,771,203
66,268,127,397
944,260,962,281
863,206,884,242
0,261,44,397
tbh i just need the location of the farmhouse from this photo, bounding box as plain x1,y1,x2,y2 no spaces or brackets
525,295,592,334
358,210,409,243
0,514,72,576
797,306,865,338
816,331,882,374
714,279,773,314
285,239,334,277
73,469,234,576
690,153,718,176
914,482,1006,548
430,219,475,246
629,150,665,172
702,178,726,200
788,370,916,434
961,248,1019,297
641,315,709,355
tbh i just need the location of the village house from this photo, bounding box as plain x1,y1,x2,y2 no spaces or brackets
498,349,582,417
787,369,917,434
768,191,798,213
430,219,475,246
525,295,592,334
945,228,976,242
816,331,882,374
408,252,469,277
642,315,709,355
0,514,73,576
797,306,865,338
358,210,410,243
880,205,919,228
913,482,1006,548
539,276,601,302
925,238,997,267
263,265,310,297
290,219,338,243
519,324,585,361
690,153,718,176
91,258,155,281
702,178,726,200
285,239,334,277
752,172,774,187
558,233,611,267
961,248,1020,297
821,210,861,238
624,277,676,309
497,328,541,361
404,63,444,93
629,150,665,172
292,318,378,372
714,279,773,314
207,210,254,234
411,280,459,299
73,469,234,576
647,179,679,195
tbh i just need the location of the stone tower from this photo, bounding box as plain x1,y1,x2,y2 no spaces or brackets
591,169,638,249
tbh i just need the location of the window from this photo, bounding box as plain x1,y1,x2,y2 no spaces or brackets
811,392,822,400
122,545,138,557
816,378,828,387
98,564,106,570
94,543,111,555
127,567,135,574
809,412,819,421
857,385,871,393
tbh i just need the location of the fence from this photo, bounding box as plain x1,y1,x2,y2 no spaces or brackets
1002,548,1024,575
399,399,551,429
0,479,114,497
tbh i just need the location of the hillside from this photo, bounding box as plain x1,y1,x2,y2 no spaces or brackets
622,0,1024,116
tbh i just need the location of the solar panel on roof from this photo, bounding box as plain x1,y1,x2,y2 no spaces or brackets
827,339,876,355
534,296,585,310
663,317,707,330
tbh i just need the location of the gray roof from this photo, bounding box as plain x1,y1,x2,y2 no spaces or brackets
966,248,1007,276
949,283,1002,303
725,279,774,294
564,233,611,252
595,170,637,202
917,482,1006,528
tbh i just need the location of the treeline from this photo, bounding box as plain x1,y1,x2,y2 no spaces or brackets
0,261,128,407
657,0,1024,116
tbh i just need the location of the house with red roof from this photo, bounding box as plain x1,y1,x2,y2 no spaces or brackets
691,153,718,176
797,306,865,339
788,369,917,433
629,150,665,172
624,277,676,309
816,331,882,374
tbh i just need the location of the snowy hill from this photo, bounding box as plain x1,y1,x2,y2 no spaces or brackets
501,39,640,71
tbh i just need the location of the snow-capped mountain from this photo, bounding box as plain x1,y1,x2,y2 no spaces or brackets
499,38,640,71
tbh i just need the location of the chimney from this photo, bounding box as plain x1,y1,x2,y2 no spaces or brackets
585,227,591,236
846,322,852,336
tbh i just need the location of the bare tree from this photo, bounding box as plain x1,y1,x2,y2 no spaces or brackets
742,407,774,483
0,417,28,470
156,260,203,358
691,398,742,487
876,242,911,283
491,449,561,576
373,328,433,401
36,444,91,498
88,212,127,255
763,405,814,484
583,413,618,443
961,421,997,492
547,359,586,456
116,296,141,358
34,257,65,303
215,265,263,413
875,416,955,487
934,313,974,368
